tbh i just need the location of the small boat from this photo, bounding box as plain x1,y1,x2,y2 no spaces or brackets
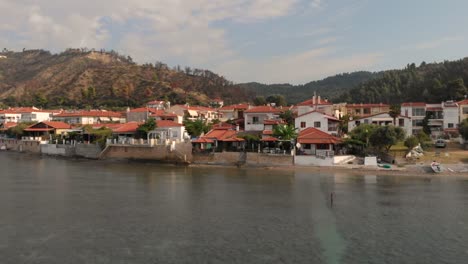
431,161,442,173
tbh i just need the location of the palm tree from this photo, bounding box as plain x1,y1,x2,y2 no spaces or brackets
389,104,401,126
273,124,298,140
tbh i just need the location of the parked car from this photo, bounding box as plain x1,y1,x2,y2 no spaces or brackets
434,139,446,148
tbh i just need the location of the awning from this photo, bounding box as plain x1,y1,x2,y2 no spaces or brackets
261,137,278,142
24,128,54,132
187,110,198,117
192,138,214,143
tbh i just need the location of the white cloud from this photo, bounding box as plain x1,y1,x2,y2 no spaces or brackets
216,48,382,84
412,36,464,50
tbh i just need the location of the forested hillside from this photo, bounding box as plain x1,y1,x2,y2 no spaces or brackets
338,59,468,104
0,49,252,109
240,71,377,104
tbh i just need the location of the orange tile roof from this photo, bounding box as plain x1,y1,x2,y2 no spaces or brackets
261,136,278,142
41,121,72,129
128,107,159,113
218,104,250,111
458,99,468,105
55,110,122,117
297,127,341,144
244,106,282,113
297,98,332,106
264,119,286,125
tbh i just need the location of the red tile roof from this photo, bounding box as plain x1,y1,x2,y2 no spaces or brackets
296,110,340,121
261,136,278,142
458,99,468,105
263,130,273,135
42,121,72,129
112,122,141,133
244,106,282,113
297,127,341,144
24,121,72,131
127,107,159,113
297,98,332,106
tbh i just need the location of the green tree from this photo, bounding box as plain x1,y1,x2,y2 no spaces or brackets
447,78,467,100
184,119,211,137
279,110,295,126
369,126,405,152
404,135,419,150
7,123,30,139
348,124,378,148
253,96,267,106
273,124,297,140
136,118,157,139
459,118,468,140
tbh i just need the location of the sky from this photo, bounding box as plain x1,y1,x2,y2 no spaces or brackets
0,0,467,84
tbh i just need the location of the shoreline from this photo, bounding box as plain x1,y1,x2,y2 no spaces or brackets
2,149,468,177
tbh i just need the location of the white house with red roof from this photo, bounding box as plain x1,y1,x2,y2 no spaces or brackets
23,121,73,140
167,104,220,123
218,103,250,122
148,120,188,145
442,101,459,131
244,105,283,132
0,107,57,123
53,110,125,124
347,113,412,136
401,102,427,135
294,110,340,136
296,95,333,116
0,109,22,123
294,127,349,166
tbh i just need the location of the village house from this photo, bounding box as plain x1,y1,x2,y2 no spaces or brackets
146,100,168,110
347,112,412,136
295,95,333,116
0,109,22,123
346,103,390,118
457,99,468,123
126,107,158,122
217,104,249,122
294,110,340,136
23,121,73,140
192,123,244,152
53,110,125,125
149,110,183,124
401,101,460,137
244,105,283,132
148,120,188,145
166,104,220,123
294,127,349,166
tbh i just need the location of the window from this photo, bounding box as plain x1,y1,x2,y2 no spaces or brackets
364,119,369,124
463,107,468,114
355,109,361,114
412,108,425,116
363,108,371,114
412,120,423,126
252,116,259,124
300,121,306,128
355,121,361,126
314,121,321,128
398,119,404,127
448,123,454,128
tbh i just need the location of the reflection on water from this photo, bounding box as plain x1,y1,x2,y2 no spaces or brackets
1,152,468,264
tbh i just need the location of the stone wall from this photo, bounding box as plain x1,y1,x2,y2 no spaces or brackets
294,155,334,166
192,152,241,165
75,144,102,159
40,144,75,157
246,153,293,166
101,142,192,163
0,139,41,153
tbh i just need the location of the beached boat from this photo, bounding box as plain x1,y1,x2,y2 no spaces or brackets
431,162,442,173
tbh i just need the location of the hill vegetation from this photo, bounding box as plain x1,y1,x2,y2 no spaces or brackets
338,59,468,104
0,49,252,109
239,71,378,104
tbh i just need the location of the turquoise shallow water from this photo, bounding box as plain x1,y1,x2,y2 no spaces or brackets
1,152,468,263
